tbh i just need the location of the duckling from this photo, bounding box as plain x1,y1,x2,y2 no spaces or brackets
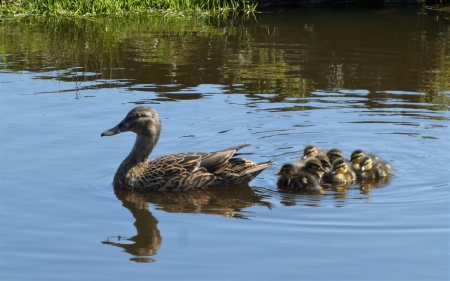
315,154,332,171
315,154,333,178
350,149,380,171
326,158,356,184
299,158,327,182
327,148,344,164
358,156,393,179
293,145,326,168
301,145,327,159
275,164,322,192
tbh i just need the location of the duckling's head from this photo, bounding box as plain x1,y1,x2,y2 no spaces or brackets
101,106,162,138
359,156,373,172
275,164,298,178
304,158,327,173
327,148,344,163
315,154,332,170
350,149,365,163
302,145,318,159
330,158,349,175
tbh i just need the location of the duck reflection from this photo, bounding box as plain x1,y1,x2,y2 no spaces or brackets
359,177,392,195
102,185,272,262
277,177,391,207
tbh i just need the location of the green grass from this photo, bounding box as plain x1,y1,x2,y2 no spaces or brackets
0,0,257,16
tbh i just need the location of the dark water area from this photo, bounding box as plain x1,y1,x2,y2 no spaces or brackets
1,6,449,281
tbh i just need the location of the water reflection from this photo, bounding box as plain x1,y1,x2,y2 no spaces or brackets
275,177,392,207
358,177,392,195
102,185,272,262
2,8,449,105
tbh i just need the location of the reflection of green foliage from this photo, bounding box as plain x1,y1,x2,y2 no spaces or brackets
420,54,450,110
0,0,256,16
0,14,449,107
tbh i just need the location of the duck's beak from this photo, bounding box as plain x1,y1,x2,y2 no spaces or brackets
360,166,365,172
101,121,128,137
319,167,327,173
275,171,281,176
329,170,336,175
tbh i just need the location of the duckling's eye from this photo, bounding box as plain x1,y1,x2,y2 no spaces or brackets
135,113,141,119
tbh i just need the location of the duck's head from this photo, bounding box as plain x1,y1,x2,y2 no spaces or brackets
359,156,373,172
330,158,349,175
350,149,365,163
304,158,327,173
327,148,343,163
302,145,318,159
275,164,298,178
101,106,161,137
315,154,332,170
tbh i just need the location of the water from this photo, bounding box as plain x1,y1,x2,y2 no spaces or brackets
1,6,449,280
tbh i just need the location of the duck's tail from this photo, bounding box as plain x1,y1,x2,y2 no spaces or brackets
242,161,274,175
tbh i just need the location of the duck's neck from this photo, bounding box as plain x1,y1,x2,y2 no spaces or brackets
129,135,158,163
114,135,158,187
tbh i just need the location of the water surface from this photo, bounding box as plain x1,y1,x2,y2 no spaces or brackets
1,6,449,281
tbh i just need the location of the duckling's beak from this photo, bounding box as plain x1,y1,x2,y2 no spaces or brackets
327,163,333,168
319,167,327,172
360,167,365,172
275,171,281,176
101,121,128,137
301,155,308,160
329,169,336,175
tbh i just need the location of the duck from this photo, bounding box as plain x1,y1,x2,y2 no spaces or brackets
298,158,327,182
326,158,356,184
101,106,274,191
275,164,322,192
301,145,327,159
293,145,326,168
326,148,344,164
358,156,393,179
349,149,380,171
315,154,333,173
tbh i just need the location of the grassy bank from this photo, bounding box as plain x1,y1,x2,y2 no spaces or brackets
0,0,256,16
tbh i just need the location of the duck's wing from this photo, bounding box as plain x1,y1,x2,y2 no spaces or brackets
140,144,254,191
172,143,252,172
138,154,215,191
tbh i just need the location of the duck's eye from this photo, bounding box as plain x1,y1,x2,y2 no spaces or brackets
135,113,141,119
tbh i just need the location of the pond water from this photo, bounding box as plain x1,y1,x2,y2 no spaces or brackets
1,6,449,280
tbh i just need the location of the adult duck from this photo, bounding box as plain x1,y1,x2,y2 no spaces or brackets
101,106,273,191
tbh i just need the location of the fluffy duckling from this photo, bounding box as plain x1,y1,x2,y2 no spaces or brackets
275,164,322,192
315,154,333,178
350,149,380,171
327,158,356,184
327,148,344,164
301,145,327,159
358,156,393,179
299,158,327,182
294,145,326,168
